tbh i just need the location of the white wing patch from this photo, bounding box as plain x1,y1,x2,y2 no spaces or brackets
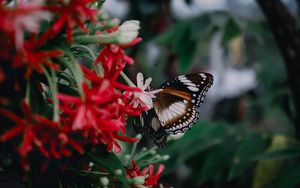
165,106,199,134
179,75,200,92
157,101,186,125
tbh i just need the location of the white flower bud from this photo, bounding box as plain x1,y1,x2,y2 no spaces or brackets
117,20,140,45
135,134,142,139
150,150,156,155
114,169,123,175
100,177,109,186
131,176,146,185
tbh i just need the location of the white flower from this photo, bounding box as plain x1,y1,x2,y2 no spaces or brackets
132,73,162,110
117,20,140,45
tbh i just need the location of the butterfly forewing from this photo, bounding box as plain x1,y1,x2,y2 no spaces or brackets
153,73,213,134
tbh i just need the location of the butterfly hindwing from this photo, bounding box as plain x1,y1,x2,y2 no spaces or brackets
134,108,168,147
153,73,213,134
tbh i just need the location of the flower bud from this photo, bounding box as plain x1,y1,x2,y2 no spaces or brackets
100,177,109,186
162,155,170,161
117,20,140,45
114,169,123,175
131,176,146,185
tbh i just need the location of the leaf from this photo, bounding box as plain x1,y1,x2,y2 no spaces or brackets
228,134,269,180
221,18,241,46
199,135,239,182
86,151,130,187
251,148,300,161
178,40,197,72
161,122,239,174
268,163,300,188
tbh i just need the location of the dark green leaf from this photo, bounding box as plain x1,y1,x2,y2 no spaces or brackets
228,134,269,180
161,122,239,174
251,148,300,161
199,135,239,181
268,163,300,188
221,18,241,46
86,151,130,187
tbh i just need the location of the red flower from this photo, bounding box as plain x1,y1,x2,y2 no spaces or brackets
58,81,120,131
95,44,134,80
0,0,52,51
57,80,139,153
126,160,165,187
12,49,63,79
0,101,83,170
81,65,145,117
35,0,98,46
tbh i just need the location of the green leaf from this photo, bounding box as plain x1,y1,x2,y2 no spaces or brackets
178,40,197,72
221,18,241,46
268,163,300,188
228,134,269,180
161,122,240,174
199,135,239,181
251,148,300,161
86,151,130,187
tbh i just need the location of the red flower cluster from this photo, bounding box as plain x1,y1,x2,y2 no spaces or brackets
56,40,145,153
126,160,165,187
0,101,83,171
0,0,148,171
37,0,98,45
0,0,98,79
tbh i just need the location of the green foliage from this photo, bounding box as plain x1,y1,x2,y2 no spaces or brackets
87,151,130,187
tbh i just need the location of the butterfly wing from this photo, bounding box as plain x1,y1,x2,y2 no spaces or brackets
133,108,168,147
153,72,213,134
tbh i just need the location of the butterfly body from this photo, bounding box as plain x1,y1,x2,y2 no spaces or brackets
134,72,213,146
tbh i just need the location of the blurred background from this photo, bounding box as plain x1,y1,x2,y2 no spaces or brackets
105,0,300,187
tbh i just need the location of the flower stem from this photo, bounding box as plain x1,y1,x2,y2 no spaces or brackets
71,44,96,60
134,146,157,161
67,168,110,176
120,71,135,86
42,66,59,122
62,49,85,99
25,79,30,105
130,140,138,159
71,44,104,76
73,33,118,44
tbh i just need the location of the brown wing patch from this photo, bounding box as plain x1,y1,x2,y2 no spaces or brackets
158,87,192,101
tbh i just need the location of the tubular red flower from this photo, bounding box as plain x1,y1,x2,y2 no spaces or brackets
57,79,141,153
34,0,98,46
94,44,133,79
0,0,52,51
126,160,165,187
0,101,84,169
12,49,63,79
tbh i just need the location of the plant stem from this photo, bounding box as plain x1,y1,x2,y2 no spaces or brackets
134,146,157,161
256,0,300,138
63,49,85,99
25,79,30,104
42,66,59,122
73,33,118,44
120,71,135,86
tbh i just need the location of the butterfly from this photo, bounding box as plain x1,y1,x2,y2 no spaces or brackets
133,72,214,147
